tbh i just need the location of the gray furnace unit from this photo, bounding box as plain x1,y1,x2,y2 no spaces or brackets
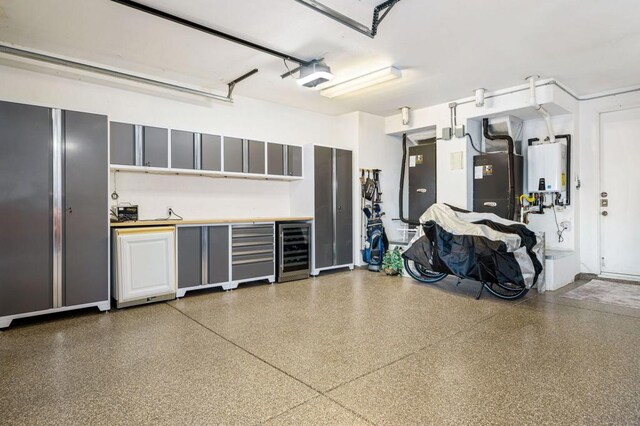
408,139,437,222
473,116,524,220
473,153,523,219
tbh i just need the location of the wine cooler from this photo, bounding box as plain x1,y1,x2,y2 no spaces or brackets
276,222,311,282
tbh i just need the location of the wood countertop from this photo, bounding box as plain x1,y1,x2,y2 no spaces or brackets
110,217,313,228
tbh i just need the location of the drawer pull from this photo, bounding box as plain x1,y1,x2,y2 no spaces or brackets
232,258,273,266
232,249,273,256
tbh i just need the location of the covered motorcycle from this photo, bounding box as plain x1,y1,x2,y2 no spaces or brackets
402,204,544,297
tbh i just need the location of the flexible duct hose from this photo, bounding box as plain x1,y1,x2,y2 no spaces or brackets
483,118,516,220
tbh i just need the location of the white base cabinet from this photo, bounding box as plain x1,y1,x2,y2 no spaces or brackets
113,227,176,308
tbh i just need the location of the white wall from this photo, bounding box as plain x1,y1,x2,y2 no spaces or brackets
578,92,640,274
0,62,345,220
355,112,402,266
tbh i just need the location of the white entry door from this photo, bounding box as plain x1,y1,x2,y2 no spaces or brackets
600,107,640,277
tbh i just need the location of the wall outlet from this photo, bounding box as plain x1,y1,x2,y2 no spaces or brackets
167,206,173,217
560,221,571,231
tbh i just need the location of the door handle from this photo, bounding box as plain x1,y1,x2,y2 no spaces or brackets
602,211,608,216
67,206,72,214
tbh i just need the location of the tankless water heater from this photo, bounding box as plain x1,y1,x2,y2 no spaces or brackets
527,142,567,192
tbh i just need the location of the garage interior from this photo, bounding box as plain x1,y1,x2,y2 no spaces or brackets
1,0,640,424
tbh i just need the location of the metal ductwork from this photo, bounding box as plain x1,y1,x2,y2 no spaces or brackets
482,115,523,154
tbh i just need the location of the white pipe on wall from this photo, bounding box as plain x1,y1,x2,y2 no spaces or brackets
527,75,556,143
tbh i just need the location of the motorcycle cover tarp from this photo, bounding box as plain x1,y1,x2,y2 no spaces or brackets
402,204,544,289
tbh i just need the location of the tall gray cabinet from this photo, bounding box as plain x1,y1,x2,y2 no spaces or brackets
0,100,109,328
313,146,353,274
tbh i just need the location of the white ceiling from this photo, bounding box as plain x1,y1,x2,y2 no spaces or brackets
1,0,639,116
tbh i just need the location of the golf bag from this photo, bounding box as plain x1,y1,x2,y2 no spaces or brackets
362,204,389,272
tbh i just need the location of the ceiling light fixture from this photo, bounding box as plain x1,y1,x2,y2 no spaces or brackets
296,61,334,88
320,66,402,98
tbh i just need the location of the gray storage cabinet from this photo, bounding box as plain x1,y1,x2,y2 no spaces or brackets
171,130,195,170
248,140,265,174
177,225,229,291
110,122,135,166
143,126,168,167
224,138,266,174
267,143,285,175
0,101,108,326
63,111,109,306
0,102,53,316
313,146,353,271
224,137,244,173
201,133,222,171
287,145,303,177
268,143,302,177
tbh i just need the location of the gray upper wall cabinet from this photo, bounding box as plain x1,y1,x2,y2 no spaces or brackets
201,134,222,171
110,122,135,166
248,140,265,174
143,126,168,168
287,145,303,177
267,143,285,175
224,137,244,173
268,143,302,177
171,130,195,170
110,122,298,179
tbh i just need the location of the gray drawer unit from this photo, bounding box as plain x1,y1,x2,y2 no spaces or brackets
171,130,195,170
201,133,222,171
232,262,274,281
110,122,135,165
224,137,244,172
231,225,274,281
143,126,168,168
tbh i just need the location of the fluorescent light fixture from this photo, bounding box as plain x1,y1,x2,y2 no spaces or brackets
320,66,402,98
297,62,334,88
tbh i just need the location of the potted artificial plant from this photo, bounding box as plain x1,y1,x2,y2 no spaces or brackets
382,247,404,276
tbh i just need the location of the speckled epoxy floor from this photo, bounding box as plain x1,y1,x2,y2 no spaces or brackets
1,270,639,425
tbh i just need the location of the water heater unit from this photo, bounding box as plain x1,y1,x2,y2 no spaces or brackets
527,142,567,192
